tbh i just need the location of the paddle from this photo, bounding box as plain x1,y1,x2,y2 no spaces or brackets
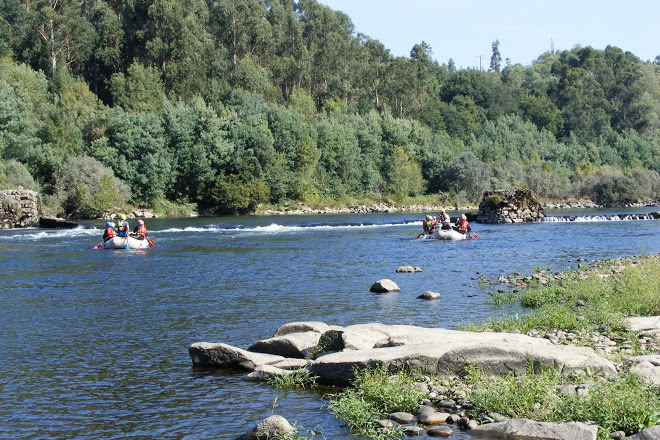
124,236,130,250
146,237,156,247
92,243,103,249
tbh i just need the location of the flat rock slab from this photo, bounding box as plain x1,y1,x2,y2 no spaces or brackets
274,321,332,337
189,342,284,369
469,418,598,440
627,316,660,332
308,325,616,386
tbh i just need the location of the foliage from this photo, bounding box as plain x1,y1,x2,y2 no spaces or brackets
464,255,660,336
54,155,130,218
465,365,660,439
1,2,660,214
0,159,39,191
265,369,318,390
212,158,269,214
328,365,428,438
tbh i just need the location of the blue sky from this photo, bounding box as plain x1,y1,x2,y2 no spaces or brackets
319,0,659,69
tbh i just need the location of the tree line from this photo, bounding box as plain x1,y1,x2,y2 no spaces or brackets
1,0,659,217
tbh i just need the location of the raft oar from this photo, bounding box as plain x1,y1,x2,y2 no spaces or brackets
146,237,156,247
92,243,103,249
124,236,130,250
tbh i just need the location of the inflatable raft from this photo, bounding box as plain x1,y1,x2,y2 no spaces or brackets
418,228,467,240
98,235,154,249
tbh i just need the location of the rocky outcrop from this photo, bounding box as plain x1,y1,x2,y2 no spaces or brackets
476,189,545,224
189,322,617,387
39,216,79,229
307,325,617,386
0,189,41,228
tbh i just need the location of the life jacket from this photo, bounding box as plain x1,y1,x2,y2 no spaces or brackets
423,219,437,234
117,220,129,236
459,220,469,233
103,227,115,240
136,224,147,237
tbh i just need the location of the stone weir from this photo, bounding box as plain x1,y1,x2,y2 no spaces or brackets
0,189,41,228
544,212,660,222
476,189,545,224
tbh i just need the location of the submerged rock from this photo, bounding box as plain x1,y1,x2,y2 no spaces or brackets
369,279,401,293
238,415,294,440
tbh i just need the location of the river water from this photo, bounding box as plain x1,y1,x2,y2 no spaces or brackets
1,208,659,439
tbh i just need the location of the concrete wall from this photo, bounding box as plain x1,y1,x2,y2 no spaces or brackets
0,189,42,228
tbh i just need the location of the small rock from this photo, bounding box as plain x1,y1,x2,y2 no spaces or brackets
396,266,416,273
389,412,414,424
576,300,586,307
369,279,400,293
377,419,396,429
404,426,426,436
418,411,450,425
427,425,453,437
447,414,461,424
239,415,294,440
609,430,625,439
418,290,441,300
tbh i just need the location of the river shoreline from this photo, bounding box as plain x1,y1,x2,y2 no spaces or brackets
255,199,660,216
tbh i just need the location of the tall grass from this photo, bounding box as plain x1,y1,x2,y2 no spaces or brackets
327,365,428,439
466,365,660,440
464,255,660,338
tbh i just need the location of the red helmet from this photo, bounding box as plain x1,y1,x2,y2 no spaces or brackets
460,214,467,220
137,219,144,225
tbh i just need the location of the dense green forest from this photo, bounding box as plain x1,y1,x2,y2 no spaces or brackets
1,0,659,217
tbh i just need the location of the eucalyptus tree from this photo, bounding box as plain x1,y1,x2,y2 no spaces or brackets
550,46,613,143
489,39,501,73
265,0,309,99
16,0,95,78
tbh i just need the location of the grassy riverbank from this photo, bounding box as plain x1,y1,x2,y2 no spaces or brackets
467,255,660,342
281,255,660,440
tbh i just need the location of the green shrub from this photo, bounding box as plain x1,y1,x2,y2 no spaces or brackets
328,365,428,439
54,155,130,218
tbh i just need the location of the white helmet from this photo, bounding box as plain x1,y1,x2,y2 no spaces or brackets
460,214,467,220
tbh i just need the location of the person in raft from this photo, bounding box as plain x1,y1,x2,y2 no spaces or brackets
131,219,147,239
453,214,474,237
422,214,438,234
103,221,116,242
439,209,452,230
116,214,130,237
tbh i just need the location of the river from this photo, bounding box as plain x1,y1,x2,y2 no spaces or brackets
1,208,659,439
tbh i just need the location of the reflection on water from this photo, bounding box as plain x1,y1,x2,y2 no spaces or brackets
0,211,658,439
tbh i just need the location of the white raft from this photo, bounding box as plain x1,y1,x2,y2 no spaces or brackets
419,228,467,240
102,235,151,249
